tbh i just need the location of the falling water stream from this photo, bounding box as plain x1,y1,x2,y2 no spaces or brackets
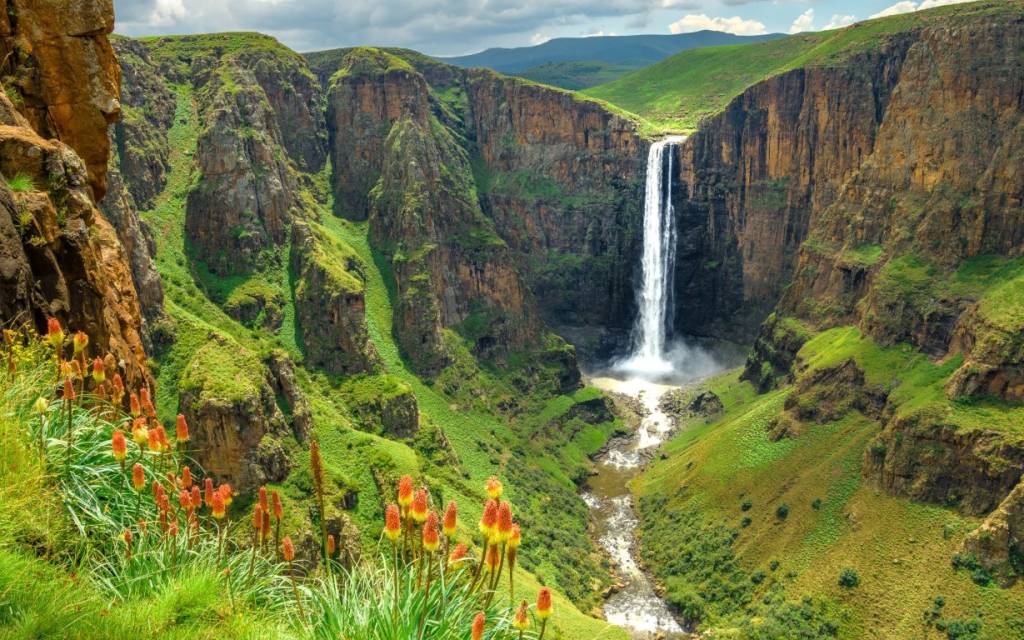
584,138,694,638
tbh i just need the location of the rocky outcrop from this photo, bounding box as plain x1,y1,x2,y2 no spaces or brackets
741,314,810,392
290,220,381,375
341,374,419,438
178,335,293,491
945,301,1024,403
0,0,151,389
265,350,313,441
863,411,1024,517
0,0,121,200
783,359,887,426
960,477,1024,586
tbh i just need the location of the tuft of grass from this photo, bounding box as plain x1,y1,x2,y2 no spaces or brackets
5,173,35,193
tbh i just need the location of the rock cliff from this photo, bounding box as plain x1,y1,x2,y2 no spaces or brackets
0,0,150,388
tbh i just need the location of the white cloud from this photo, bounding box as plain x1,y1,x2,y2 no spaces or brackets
530,32,550,45
788,9,814,34
823,14,856,30
148,0,185,26
669,13,768,36
871,0,972,19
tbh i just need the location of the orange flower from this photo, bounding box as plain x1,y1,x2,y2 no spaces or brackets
91,357,105,384
129,392,141,417
204,477,215,508
46,318,63,347
181,466,192,490
169,519,179,537
111,431,127,461
443,500,457,538
140,387,155,418
397,475,414,509
423,511,440,553
131,463,145,491
258,486,269,515
179,489,191,510
282,536,295,562
175,414,189,442
479,499,498,539
327,534,336,557
211,491,226,519
471,612,485,640
497,501,513,542
271,490,283,520
72,331,88,356
62,378,75,402
190,486,201,511
536,587,552,619
485,476,503,499
60,361,75,380
513,600,530,630
131,418,148,445
253,504,264,531
411,488,428,524
219,483,234,507
123,528,133,557
111,373,125,404
448,542,468,565
146,426,162,452
261,511,271,542
384,503,401,542
508,523,522,550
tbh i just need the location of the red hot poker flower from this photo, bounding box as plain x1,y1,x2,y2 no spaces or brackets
111,373,125,404
190,486,202,511
397,475,414,509
449,542,468,565
485,476,503,499
111,431,127,461
282,536,295,562
181,466,192,490
537,587,553,619
253,504,264,531
479,499,498,539
443,500,457,538
62,378,75,402
411,488,428,523
211,492,226,519
175,414,189,442
219,483,234,507
513,601,530,630
91,357,105,384
384,503,401,542
129,392,141,417
204,478,215,508
46,318,63,347
72,331,88,356
179,489,191,510
497,501,513,542
327,534,336,557
258,486,269,515
271,490,283,519
132,463,145,491
423,511,440,553
139,387,155,418
471,612,485,640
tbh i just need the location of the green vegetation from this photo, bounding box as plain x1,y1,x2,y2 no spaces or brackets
5,173,35,193
586,0,1023,131
516,60,635,90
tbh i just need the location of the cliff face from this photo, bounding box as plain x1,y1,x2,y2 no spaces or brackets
0,0,150,388
688,10,1024,552
321,48,647,370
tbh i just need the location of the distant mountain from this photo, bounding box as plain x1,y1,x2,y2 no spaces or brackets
438,31,784,89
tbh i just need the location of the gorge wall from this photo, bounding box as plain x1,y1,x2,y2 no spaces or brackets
0,0,151,388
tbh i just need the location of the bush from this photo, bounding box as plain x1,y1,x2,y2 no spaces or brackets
838,568,860,588
741,516,752,528
776,504,789,520
741,500,752,512
811,498,822,510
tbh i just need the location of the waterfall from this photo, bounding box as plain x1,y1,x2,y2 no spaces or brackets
618,137,685,376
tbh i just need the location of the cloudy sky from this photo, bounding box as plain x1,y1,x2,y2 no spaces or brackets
112,0,975,57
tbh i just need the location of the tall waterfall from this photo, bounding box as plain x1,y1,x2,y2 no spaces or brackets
618,137,685,376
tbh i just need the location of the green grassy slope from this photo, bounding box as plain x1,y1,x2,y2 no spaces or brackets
585,0,1021,132
635,323,1024,638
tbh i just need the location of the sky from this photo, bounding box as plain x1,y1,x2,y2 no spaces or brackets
112,0,977,57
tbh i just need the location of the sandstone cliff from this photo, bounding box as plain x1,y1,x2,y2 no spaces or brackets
0,0,150,388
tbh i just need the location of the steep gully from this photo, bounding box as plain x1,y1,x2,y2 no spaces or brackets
585,139,717,638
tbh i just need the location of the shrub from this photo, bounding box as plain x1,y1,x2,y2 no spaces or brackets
7,173,35,193
811,498,822,510
838,568,860,588
741,516,752,528
741,500,752,512
776,504,789,520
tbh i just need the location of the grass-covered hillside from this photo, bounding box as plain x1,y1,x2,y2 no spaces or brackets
635,314,1024,638
586,0,1021,131
0,332,571,639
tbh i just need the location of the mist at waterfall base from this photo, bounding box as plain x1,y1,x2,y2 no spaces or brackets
609,336,739,384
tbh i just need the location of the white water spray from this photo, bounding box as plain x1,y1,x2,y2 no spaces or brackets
617,137,685,376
